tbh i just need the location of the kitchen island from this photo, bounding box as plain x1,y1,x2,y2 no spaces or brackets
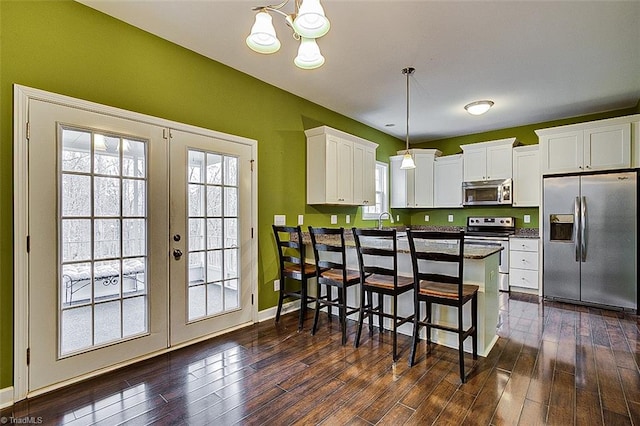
300,231,502,357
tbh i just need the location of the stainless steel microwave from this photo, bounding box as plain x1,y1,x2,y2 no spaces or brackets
462,178,512,206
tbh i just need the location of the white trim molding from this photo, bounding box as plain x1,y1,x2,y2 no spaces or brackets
12,84,259,401
0,386,14,409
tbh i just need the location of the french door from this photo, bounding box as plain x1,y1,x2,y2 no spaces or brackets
24,93,255,394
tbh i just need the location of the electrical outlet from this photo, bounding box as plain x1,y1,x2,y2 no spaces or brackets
273,279,280,292
330,215,338,224
274,215,286,226
448,214,454,222
424,215,430,222
524,214,531,224
346,214,350,224
298,214,304,225
396,215,400,222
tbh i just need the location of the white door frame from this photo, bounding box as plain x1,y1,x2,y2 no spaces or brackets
12,84,258,401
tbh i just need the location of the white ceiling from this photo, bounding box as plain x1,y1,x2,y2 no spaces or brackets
78,0,640,142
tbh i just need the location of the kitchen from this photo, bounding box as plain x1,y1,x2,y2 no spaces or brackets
1,1,640,424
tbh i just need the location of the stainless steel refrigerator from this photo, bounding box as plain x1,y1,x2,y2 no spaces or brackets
543,171,637,310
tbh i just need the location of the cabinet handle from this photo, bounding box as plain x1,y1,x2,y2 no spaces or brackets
586,165,591,169
579,165,583,169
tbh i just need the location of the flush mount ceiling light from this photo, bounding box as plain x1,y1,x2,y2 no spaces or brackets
400,67,416,170
246,0,330,70
464,100,494,115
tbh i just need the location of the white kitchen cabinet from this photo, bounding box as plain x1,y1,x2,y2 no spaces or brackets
509,237,539,291
306,126,378,205
390,149,441,208
537,117,635,175
353,142,376,206
512,145,540,207
434,154,463,208
460,138,517,181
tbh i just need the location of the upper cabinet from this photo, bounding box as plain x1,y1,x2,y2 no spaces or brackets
460,138,517,181
434,154,464,208
536,116,639,175
512,145,540,207
306,126,378,205
390,149,441,208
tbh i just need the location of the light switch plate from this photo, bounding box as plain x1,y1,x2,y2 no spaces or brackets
298,214,304,225
524,214,531,224
448,214,454,222
346,214,350,224
330,215,338,224
274,215,286,226
424,215,430,222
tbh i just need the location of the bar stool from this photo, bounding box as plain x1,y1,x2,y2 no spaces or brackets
273,225,319,331
352,228,414,362
406,230,478,383
308,226,360,345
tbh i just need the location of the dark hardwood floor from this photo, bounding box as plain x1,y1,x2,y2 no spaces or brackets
2,292,639,425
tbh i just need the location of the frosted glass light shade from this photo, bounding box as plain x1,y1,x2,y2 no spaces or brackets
464,100,494,115
294,38,325,69
293,0,330,38
246,11,281,54
400,152,416,169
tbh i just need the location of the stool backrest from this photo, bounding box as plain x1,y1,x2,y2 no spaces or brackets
272,225,305,279
352,228,400,288
308,227,347,284
406,230,465,298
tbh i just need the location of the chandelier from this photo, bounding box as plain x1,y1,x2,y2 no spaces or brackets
246,0,330,70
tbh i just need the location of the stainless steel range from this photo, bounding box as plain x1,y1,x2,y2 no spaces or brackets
465,216,515,292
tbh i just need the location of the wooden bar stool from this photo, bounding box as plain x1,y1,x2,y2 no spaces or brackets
406,230,478,383
352,228,414,362
273,225,319,331
308,226,360,345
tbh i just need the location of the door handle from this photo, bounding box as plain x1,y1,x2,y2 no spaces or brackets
574,197,580,261
581,196,587,262
173,249,183,260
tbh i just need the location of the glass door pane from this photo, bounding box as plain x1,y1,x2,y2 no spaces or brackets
187,150,239,321
59,126,148,356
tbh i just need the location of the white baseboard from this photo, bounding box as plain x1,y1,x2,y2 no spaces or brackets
0,386,14,409
257,300,301,322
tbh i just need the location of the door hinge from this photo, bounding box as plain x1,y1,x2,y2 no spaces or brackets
26,348,30,366
250,159,254,172
26,235,30,253
26,122,30,141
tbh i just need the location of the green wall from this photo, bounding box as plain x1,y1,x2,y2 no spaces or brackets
406,105,640,229
0,0,405,390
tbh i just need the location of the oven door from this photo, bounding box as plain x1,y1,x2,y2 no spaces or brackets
464,235,510,291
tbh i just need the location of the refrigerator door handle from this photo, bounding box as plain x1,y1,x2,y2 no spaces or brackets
574,196,580,261
581,196,587,262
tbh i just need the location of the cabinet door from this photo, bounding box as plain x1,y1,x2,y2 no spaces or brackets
512,147,540,207
462,148,487,181
541,131,584,174
486,144,513,180
434,156,463,208
336,138,353,204
584,123,631,171
413,154,435,207
352,143,376,206
389,156,407,208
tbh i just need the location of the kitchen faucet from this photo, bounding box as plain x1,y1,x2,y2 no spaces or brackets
377,211,394,230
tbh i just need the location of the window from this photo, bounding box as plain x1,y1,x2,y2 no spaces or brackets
362,161,389,220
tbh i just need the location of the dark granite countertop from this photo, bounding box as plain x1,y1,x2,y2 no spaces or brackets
511,228,539,239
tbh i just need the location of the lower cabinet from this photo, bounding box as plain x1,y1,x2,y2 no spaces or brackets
509,237,539,291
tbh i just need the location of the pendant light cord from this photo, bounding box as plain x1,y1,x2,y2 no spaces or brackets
402,67,415,151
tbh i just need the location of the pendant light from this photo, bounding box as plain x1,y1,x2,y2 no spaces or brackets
400,67,416,170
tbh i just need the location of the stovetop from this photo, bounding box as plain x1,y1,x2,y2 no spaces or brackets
465,216,515,238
